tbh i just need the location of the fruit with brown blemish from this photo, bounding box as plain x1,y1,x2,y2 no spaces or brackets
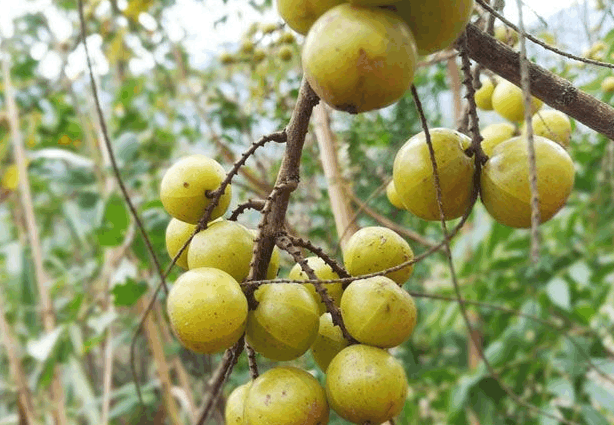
288,256,343,314
326,344,408,424
243,366,329,425
302,4,417,113
340,276,417,347
343,226,414,285
160,154,232,224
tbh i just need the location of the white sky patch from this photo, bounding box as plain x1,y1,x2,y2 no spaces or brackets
503,0,579,26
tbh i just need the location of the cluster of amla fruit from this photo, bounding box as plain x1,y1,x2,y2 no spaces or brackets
387,126,575,229
160,155,420,423
276,0,474,113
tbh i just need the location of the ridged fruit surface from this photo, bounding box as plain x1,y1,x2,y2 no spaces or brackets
326,344,408,424
225,382,252,425
393,128,474,220
246,283,320,361
288,256,343,314
523,109,571,148
167,267,247,354
481,122,516,157
491,80,543,123
481,136,575,228
165,218,196,269
310,313,349,372
302,4,417,113
343,226,414,285
160,154,232,224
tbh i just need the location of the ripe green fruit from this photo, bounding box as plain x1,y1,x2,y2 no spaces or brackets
393,128,474,220
245,283,320,361
601,76,614,92
279,32,296,44
343,226,414,285
481,122,516,157
326,344,408,424
523,109,572,149
310,313,349,372
349,0,401,4
491,80,543,123
160,155,232,225
261,22,278,34
244,366,329,425
288,256,343,314
278,45,293,61
246,229,281,280
302,4,417,113
167,268,248,354
341,276,417,348
386,180,406,210
220,52,235,65
187,220,254,282
165,218,196,269
276,0,345,35
474,78,495,111
225,382,252,425
393,0,475,55
253,49,266,63
481,136,575,228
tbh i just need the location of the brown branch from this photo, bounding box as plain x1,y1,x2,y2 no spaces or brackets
245,342,259,379
460,23,614,140
284,234,351,279
229,199,266,221
2,44,68,425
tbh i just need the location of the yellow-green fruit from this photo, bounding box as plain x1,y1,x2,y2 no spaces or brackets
491,80,543,123
341,276,417,348
494,25,518,45
246,283,320,361
247,228,281,280
393,128,474,220
279,32,296,44
481,122,516,156
165,218,196,269
278,45,293,61
302,4,417,113
288,256,343,314
253,49,266,63
393,0,475,55
343,226,414,285
187,220,254,282
167,268,248,354
225,382,252,425
261,22,278,34
310,313,349,372
276,0,345,35
160,155,232,224
244,367,329,425
474,78,495,111
481,136,575,228
349,0,401,4
524,110,572,149
386,180,406,210
326,344,408,424
220,52,235,65
241,40,255,54
601,76,614,92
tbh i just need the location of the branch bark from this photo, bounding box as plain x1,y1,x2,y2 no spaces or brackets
460,23,614,140
2,45,68,425
313,103,359,248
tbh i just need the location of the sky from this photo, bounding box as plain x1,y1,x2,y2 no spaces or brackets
0,0,586,78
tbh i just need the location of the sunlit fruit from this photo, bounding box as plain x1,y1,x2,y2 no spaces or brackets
393,0,475,55
481,136,575,228
288,256,343,314
523,109,572,149
167,267,248,354
393,128,474,220
225,382,252,425
187,220,254,282
386,180,406,210
247,228,281,280
326,344,408,424
165,218,196,269
278,45,293,61
474,78,495,111
302,4,417,113
279,32,296,44
310,313,349,372
481,122,516,157
494,25,518,45
160,154,232,224
341,276,417,347
343,226,414,285
491,80,543,123
349,0,401,4
244,366,329,425
601,76,614,92
245,283,320,361
277,0,345,35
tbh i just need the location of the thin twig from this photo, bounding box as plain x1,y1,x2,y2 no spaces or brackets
229,199,266,221
245,342,259,379
284,234,351,278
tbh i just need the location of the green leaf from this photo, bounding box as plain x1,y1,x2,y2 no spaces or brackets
547,378,575,402
584,380,614,414
546,277,571,310
112,279,148,306
582,404,610,425
96,194,130,247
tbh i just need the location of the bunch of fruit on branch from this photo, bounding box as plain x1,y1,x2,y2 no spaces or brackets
160,153,422,424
